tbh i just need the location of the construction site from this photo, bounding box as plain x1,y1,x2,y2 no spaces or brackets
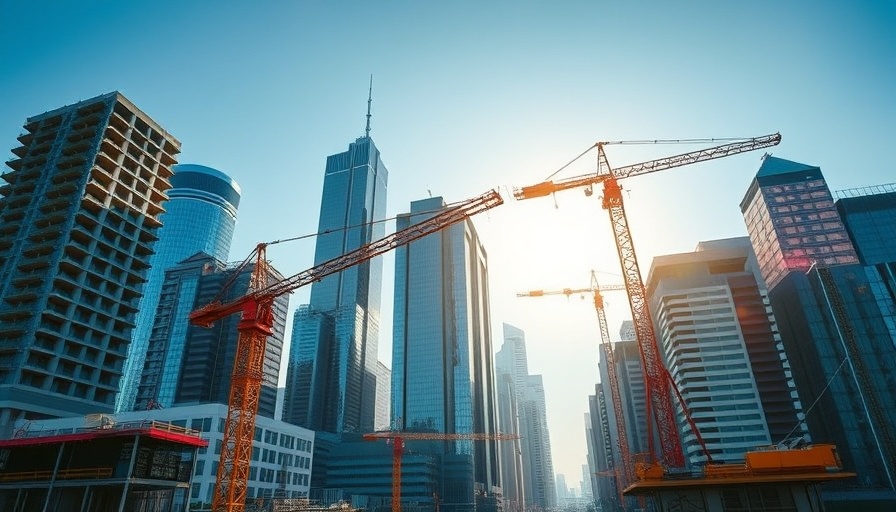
0,134,872,512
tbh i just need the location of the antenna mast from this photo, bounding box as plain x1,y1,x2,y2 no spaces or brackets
365,74,373,138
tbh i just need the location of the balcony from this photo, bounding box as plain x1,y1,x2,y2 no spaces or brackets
0,321,30,336
4,158,22,171
16,132,34,146
11,145,28,158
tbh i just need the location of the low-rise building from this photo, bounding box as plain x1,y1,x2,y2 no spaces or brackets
7,403,314,510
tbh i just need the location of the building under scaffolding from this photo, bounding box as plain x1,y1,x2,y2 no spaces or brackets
0,419,206,511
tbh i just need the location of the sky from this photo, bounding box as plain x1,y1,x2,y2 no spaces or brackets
2,0,895,491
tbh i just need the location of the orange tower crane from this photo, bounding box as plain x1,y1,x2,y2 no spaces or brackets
189,189,504,512
514,133,781,468
363,430,520,512
517,273,632,501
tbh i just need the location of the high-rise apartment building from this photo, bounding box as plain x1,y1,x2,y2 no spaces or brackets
392,196,501,508
646,237,802,464
496,323,556,511
117,163,240,411
283,135,387,434
135,252,287,418
0,92,179,424
741,159,896,508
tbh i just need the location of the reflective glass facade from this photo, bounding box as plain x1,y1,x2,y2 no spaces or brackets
740,156,858,291
771,267,896,502
392,196,501,506
836,185,896,265
117,164,239,411
284,136,387,433
135,253,287,418
836,186,896,350
742,164,896,507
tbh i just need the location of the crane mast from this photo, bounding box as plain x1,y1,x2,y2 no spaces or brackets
514,134,781,468
189,189,504,512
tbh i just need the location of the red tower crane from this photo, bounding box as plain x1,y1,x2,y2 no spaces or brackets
189,189,504,512
363,431,520,512
513,133,781,468
517,273,632,502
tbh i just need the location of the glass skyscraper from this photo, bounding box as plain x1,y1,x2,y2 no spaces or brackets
283,136,387,433
741,160,896,509
135,252,288,418
496,323,557,511
392,195,501,510
0,92,179,425
117,164,240,411
740,156,858,291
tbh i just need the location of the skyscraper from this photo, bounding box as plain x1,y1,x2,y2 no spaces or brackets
835,182,896,265
0,92,179,425
496,323,557,511
135,252,288,418
392,196,501,508
117,163,240,411
283,134,387,433
646,237,802,464
741,159,896,508
495,326,527,512
740,156,859,291
586,386,617,512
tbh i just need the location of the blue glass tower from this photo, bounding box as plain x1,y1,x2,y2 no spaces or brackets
741,161,896,508
392,196,501,508
135,253,287,418
117,164,240,412
283,135,388,433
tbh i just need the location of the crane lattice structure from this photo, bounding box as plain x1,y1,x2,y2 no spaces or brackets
363,430,520,512
189,189,504,512
514,133,781,468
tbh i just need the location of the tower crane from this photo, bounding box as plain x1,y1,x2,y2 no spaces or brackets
518,273,633,504
363,430,520,512
189,189,504,512
513,133,781,469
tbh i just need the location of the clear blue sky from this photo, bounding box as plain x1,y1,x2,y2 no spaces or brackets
2,0,894,489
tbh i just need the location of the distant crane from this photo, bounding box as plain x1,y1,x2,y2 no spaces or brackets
189,189,504,512
518,272,633,503
363,430,520,512
514,133,781,468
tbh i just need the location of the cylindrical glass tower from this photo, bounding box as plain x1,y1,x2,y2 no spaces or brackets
116,164,241,412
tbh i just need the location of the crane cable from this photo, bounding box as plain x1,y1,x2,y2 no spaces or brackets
776,356,848,449
204,202,479,307
542,136,759,182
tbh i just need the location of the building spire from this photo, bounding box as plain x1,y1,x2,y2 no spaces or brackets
365,75,373,138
